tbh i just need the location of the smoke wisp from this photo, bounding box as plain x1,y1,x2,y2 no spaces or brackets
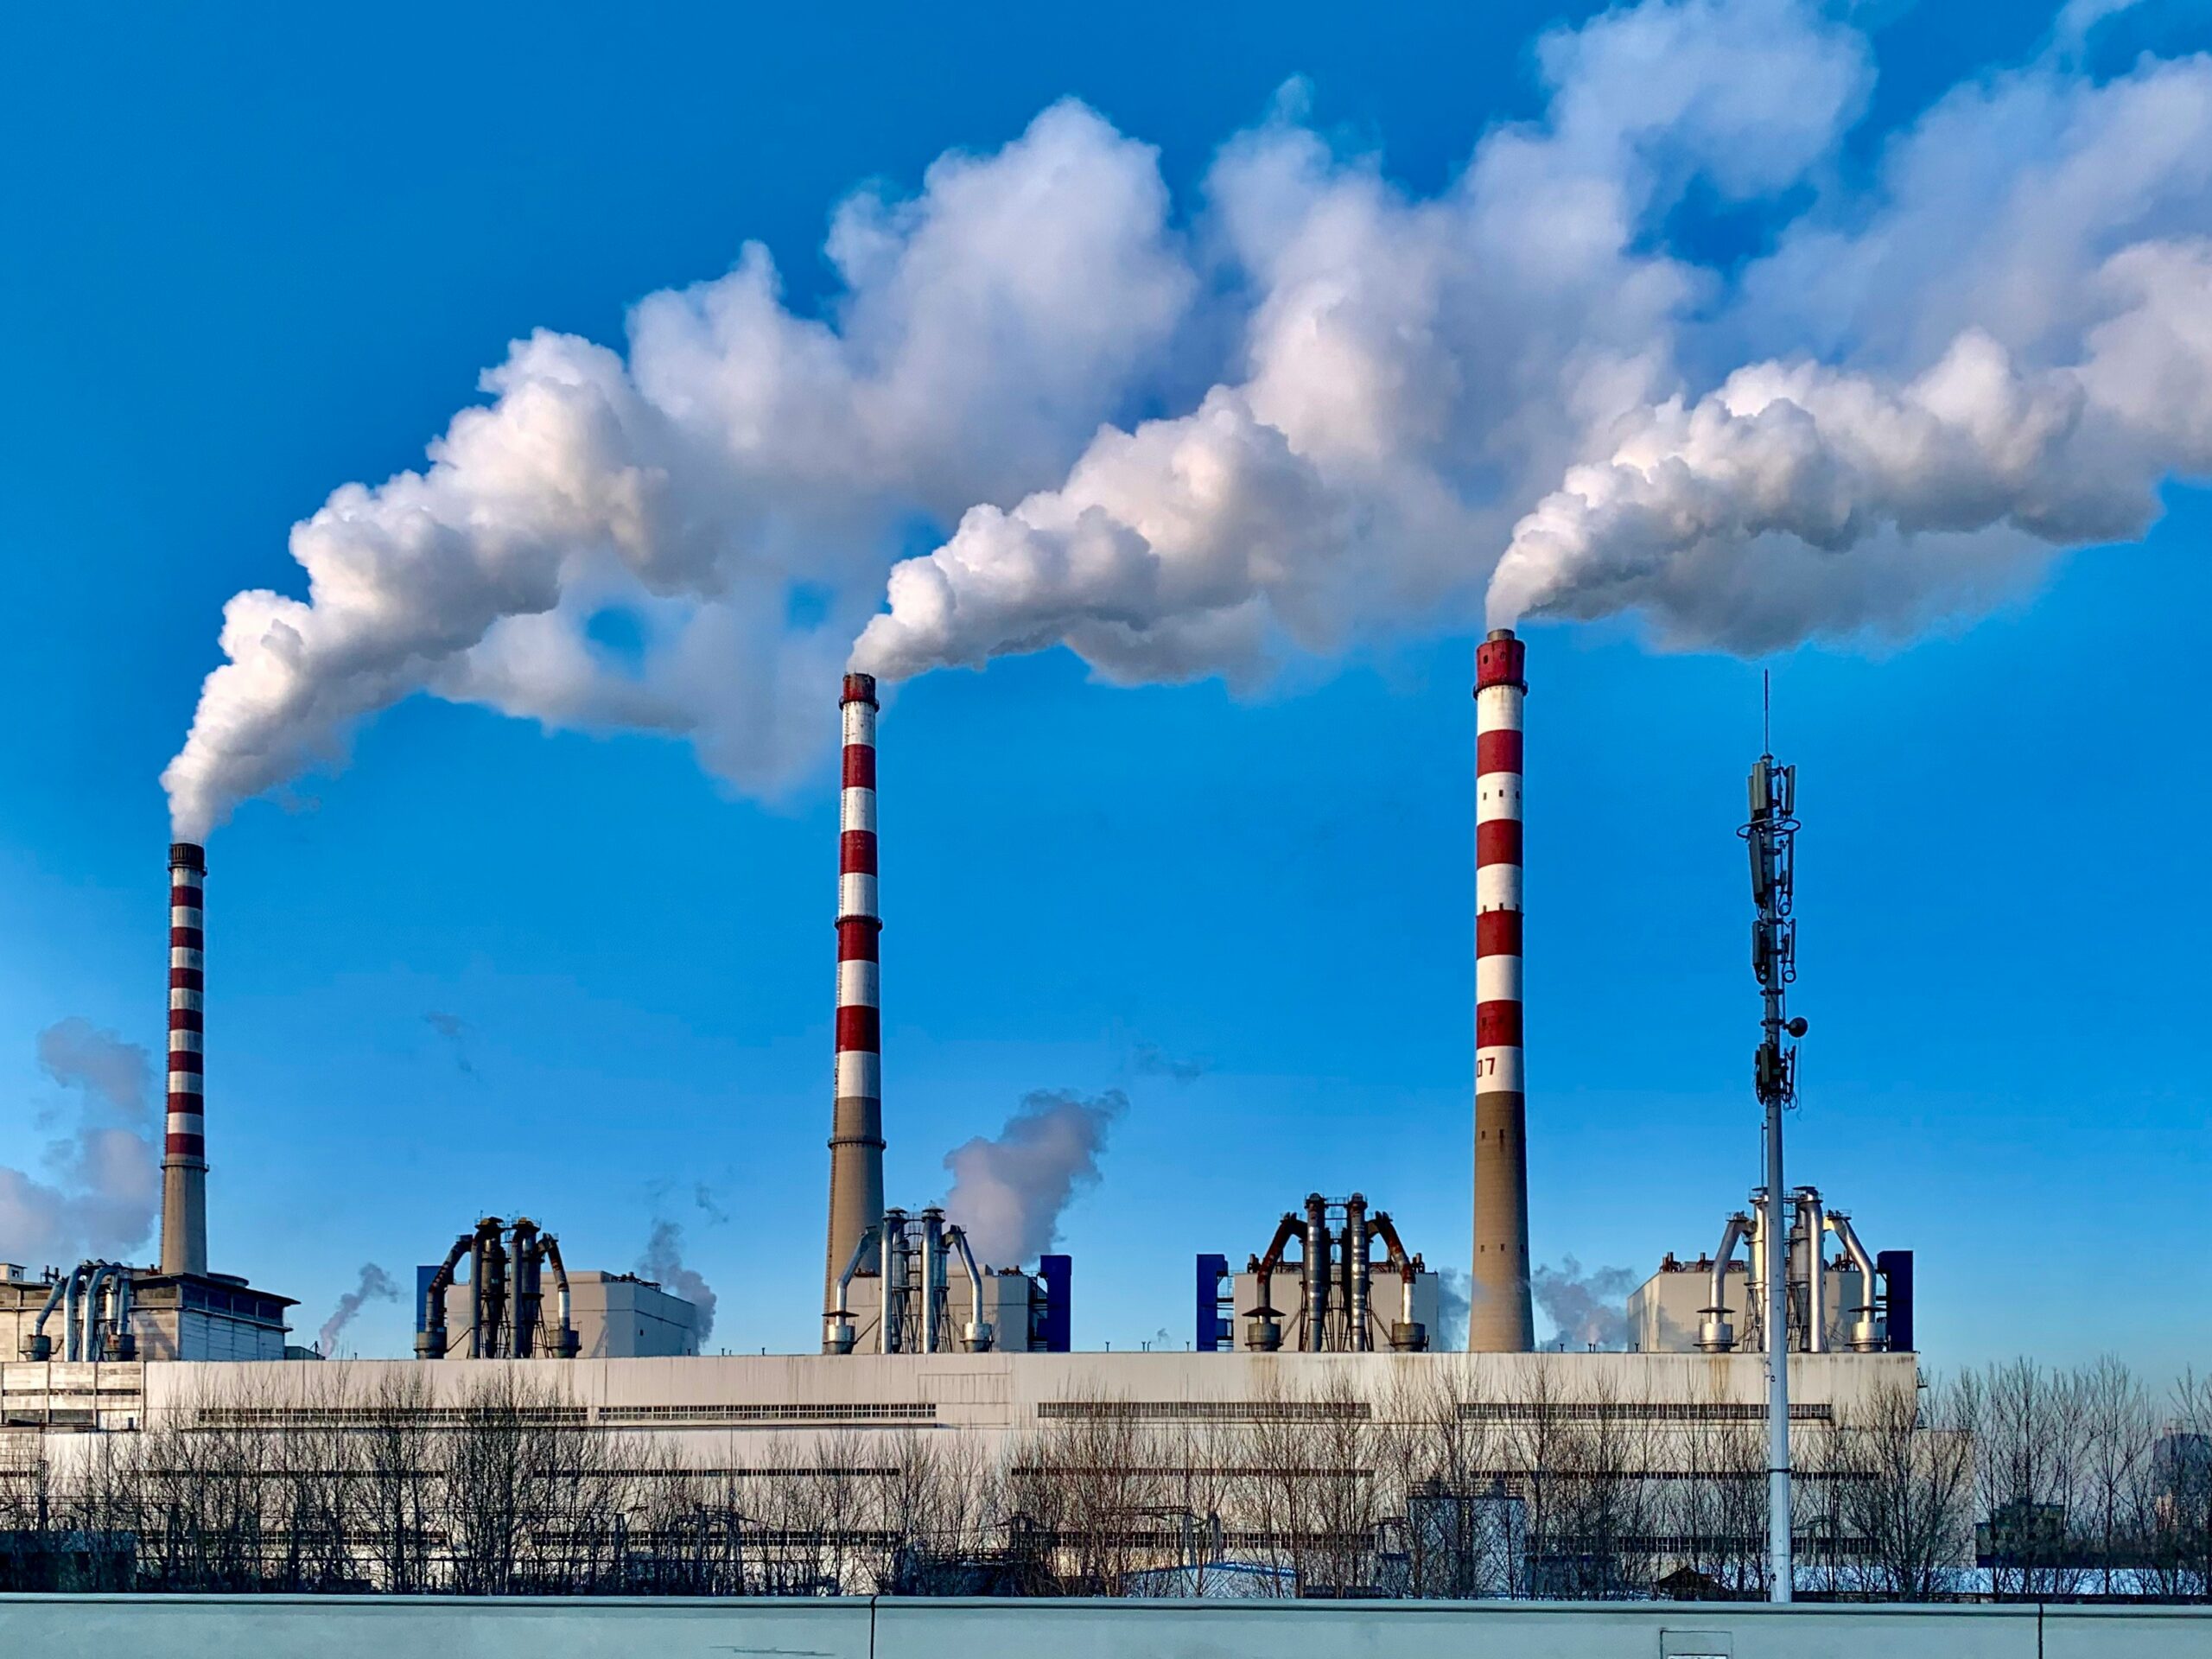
943,1087,1126,1268
1128,1040,1208,1083
0,1020,159,1268
318,1262,399,1356
423,1011,476,1077
1434,1268,1472,1352
638,1218,718,1345
1531,1255,1638,1351
166,0,2212,832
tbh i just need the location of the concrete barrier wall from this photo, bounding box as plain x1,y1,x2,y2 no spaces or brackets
1,1594,2205,1659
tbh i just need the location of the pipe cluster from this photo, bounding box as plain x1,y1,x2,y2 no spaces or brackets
1247,1193,1428,1354
1697,1185,1888,1355
20,1261,136,1362
824,1206,995,1356
415,1216,580,1360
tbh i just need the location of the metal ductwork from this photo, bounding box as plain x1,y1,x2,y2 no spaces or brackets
1827,1209,1885,1352
1689,1191,1891,1356
1302,1193,1331,1353
21,1262,137,1363
1237,1195,1432,1353
850,1207,995,1356
416,1216,580,1359
1368,1211,1428,1353
1699,1213,1750,1353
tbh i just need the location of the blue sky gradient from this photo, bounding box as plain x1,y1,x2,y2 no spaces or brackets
2,1,2206,1372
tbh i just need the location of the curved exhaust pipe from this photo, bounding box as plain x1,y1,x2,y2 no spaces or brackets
1369,1211,1427,1352
1700,1213,1750,1353
1827,1210,1884,1351
415,1232,471,1359
824,1224,879,1354
22,1270,69,1361
947,1224,994,1353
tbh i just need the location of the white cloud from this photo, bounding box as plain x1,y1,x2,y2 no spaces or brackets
0,1021,160,1269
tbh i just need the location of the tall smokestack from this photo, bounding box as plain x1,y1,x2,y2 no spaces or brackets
1471,629,1533,1351
162,842,209,1278
824,673,886,1311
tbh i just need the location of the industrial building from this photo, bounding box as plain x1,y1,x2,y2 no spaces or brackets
827,1205,1071,1356
1199,1193,1447,1354
0,632,1934,1593
411,1214,706,1361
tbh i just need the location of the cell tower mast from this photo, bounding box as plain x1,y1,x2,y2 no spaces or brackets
1742,678,1808,1603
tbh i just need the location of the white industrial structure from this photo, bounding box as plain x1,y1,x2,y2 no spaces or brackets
1209,1193,1446,1354
437,1272,702,1361
5,1346,1917,1462
1628,1185,1910,1356
828,1206,1069,1355
3,1262,291,1370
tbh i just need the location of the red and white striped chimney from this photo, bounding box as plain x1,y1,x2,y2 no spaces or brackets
1471,629,1533,1351
162,842,210,1277
824,672,887,1310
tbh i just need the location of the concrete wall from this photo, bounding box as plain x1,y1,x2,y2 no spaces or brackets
0,1596,2204,1659
110,1347,1918,1471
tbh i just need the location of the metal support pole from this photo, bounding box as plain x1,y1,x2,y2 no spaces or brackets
1742,712,1805,1605
1764,1106,1790,1601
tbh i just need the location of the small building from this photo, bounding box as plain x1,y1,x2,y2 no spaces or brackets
437,1270,701,1358
837,1260,1069,1355
567,1272,702,1358
1627,1253,1868,1355
0,1262,292,1367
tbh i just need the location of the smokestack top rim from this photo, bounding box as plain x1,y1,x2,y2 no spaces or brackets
168,842,207,873
841,671,880,708
1475,632,1528,693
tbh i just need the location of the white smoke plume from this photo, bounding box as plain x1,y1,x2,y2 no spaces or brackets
1531,1255,1639,1351
0,1020,160,1268
318,1262,399,1356
943,1087,1126,1268
858,3,2212,675
638,1218,718,1345
167,0,2212,829
1434,1268,1472,1352
162,103,1191,838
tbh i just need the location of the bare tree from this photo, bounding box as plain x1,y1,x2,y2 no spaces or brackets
1814,1369,1976,1599
1960,1360,2092,1599
2143,1370,2211,1601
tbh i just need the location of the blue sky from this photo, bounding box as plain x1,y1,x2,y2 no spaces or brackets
2,1,2207,1376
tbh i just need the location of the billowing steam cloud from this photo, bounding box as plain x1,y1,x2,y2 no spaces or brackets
857,2,2212,674
168,0,2212,830
318,1262,400,1356
944,1088,1126,1268
162,103,1191,838
0,1020,159,1268
1532,1255,1638,1351
638,1219,719,1345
